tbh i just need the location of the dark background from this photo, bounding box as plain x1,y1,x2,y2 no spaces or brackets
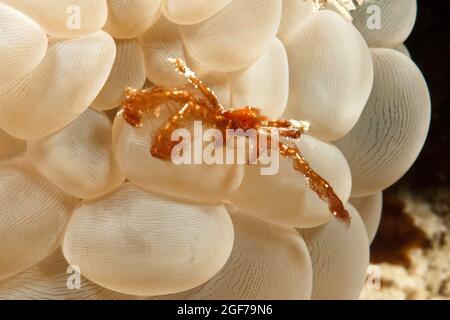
398,0,450,192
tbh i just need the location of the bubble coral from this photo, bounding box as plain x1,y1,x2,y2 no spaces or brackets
0,0,430,300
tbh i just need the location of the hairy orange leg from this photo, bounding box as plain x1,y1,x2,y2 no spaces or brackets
169,58,222,112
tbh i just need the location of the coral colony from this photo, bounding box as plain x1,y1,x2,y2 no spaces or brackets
121,58,351,226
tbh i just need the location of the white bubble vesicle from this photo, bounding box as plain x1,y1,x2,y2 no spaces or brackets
0,3,47,86
28,109,125,200
62,184,234,296
0,158,77,281
0,31,116,139
336,49,431,197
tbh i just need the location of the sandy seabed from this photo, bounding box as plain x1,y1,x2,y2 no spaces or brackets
361,188,450,300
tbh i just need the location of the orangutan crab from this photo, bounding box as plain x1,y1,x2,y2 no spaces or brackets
121,58,351,226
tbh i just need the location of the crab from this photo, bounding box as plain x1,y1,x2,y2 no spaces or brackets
121,58,351,226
